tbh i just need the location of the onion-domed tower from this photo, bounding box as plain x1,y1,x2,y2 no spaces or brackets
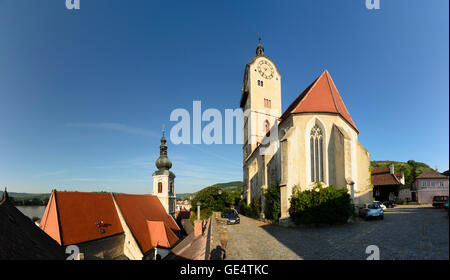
152,126,176,216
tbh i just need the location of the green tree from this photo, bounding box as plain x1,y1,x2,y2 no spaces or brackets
191,186,233,214
264,183,281,221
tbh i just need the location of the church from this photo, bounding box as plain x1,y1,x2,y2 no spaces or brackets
240,40,373,220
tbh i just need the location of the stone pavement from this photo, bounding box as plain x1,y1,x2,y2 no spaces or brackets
225,205,449,260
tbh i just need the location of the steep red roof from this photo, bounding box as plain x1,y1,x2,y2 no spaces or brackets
113,194,180,253
40,192,124,245
280,70,358,133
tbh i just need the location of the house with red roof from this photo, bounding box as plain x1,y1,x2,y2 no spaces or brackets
241,41,372,219
39,190,181,260
412,168,449,204
371,165,405,202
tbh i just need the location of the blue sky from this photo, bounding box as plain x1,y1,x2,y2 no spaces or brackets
0,0,448,194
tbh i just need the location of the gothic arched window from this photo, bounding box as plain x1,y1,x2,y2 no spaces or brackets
310,125,324,183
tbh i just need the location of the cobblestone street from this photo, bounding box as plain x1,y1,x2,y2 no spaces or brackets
225,205,449,260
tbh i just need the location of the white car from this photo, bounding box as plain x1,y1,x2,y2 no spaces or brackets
373,201,386,210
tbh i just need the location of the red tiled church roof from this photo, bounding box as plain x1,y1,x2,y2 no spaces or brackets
280,70,359,133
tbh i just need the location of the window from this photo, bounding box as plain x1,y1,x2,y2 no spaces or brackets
158,182,163,193
427,181,430,186
440,182,444,187
422,182,426,187
257,80,264,87
264,98,271,108
431,181,435,187
170,182,174,194
310,125,324,183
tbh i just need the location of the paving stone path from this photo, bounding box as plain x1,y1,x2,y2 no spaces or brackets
225,205,449,260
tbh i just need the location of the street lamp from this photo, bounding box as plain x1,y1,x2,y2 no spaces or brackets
197,202,201,221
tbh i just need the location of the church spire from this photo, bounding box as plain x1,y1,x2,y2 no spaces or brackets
155,124,172,170
256,33,264,56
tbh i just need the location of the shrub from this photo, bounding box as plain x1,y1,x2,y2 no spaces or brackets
239,200,260,219
264,183,281,221
289,184,354,225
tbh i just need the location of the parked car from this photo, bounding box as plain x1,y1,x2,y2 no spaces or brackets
222,209,240,225
359,203,384,220
444,199,449,210
383,200,396,208
432,196,449,208
373,201,386,210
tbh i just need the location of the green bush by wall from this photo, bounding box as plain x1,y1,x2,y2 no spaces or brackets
289,184,354,225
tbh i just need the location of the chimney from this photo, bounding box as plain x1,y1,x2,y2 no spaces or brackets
194,220,202,237
435,165,439,171
389,164,394,175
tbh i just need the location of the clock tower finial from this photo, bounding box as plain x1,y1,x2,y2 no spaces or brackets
256,33,264,56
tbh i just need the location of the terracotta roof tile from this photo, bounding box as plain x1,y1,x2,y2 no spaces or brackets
113,194,180,253
50,192,124,245
280,70,358,133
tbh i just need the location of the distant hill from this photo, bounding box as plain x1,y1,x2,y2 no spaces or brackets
0,191,50,200
179,181,243,200
210,181,243,192
176,193,192,199
0,191,51,206
371,160,430,185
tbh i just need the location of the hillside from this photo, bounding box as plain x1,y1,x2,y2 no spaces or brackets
179,181,243,200
371,160,430,185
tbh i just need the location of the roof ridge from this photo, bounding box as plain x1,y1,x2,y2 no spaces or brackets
324,70,340,113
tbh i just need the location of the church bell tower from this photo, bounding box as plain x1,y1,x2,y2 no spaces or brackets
152,126,176,216
240,37,282,160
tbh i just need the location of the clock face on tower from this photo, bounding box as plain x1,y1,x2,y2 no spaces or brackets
257,60,274,79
